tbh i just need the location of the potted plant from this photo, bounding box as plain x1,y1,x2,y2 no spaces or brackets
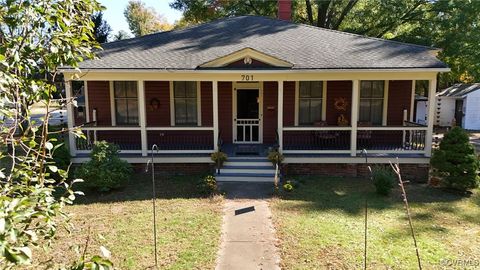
268,150,284,166
211,151,228,171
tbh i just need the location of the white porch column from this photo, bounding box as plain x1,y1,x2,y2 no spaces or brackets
65,80,77,157
277,81,284,153
425,77,437,157
138,81,148,156
213,81,219,151
350,80,360,156
410,80,416,122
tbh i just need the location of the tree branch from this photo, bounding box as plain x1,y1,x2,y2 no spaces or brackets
305,0,314,25
332,0,359,30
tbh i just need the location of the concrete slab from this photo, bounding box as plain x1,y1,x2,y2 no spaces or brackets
216,199,280,270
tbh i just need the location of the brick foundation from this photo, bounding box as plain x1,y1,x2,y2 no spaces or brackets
133,163,213,175
283,163,429,182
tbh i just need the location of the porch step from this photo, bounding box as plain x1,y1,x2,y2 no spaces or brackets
224,157,272,168
215,157,277,183
215,175,275,183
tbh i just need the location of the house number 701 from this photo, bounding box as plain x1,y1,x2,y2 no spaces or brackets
241,74,254,81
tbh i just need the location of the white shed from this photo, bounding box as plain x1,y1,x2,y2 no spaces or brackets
436,83,480,130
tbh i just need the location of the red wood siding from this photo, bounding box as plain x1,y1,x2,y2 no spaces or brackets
145,81,170,127
263,82,278,144
387,80,412,125
87,81,111,126
218,82,232,143
283,81,295,126
326,81,352,126
201,82,213,126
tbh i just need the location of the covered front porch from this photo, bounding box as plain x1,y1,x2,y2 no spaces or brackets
65,71,437,164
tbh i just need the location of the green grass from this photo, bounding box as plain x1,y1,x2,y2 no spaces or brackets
25,174,223,270
271,177,480,269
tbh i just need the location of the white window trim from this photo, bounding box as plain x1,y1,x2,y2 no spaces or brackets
110,81,141,126
169,81,202,127
295,80,327,126
358,80,388,126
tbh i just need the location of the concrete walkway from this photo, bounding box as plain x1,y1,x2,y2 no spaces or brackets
216,183,280,270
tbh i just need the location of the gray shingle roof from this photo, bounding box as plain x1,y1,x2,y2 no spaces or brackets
438,83,480,97
72,15,447,70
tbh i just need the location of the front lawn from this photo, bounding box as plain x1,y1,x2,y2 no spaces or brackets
25,174,223,269
271,177,480,269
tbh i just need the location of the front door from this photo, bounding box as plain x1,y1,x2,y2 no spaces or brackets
234,89,261,143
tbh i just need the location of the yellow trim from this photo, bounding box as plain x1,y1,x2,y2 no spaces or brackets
65,71,441,82
199,48,293,68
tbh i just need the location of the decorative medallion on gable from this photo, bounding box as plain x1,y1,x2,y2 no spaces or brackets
198,48,293,69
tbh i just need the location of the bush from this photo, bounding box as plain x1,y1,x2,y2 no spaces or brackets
431,127,480,191
75,141,133,192
283,181,294,192
268,150,284,166
211,151,227,168
198,175,218,196
371,166,396,196
52,143,71,171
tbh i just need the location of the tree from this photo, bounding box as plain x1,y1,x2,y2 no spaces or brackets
113,30,132,41
91,11,112,43
124,0,173,37
431,127,480,191
0,0,110,267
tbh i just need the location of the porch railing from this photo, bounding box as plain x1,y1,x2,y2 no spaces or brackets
356,126,427,153
283,127,351,153
75,126,215,154
282,125,428,155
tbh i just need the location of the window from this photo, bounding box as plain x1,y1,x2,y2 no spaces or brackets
298,81,323,125
174,81,198,125
114,81,138,125
359,81,384,125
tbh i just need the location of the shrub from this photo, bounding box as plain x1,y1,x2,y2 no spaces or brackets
75,141,133,192
198,175,218,196
52,143,71,171
211,151,228,168
268,150,284,166
371,166,396,196
431,127,480,191
283,181,294,192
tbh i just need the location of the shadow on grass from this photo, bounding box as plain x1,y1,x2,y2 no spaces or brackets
74,173,207,205
278,176,467,216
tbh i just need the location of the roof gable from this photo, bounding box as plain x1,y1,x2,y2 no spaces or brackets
198,48,293,68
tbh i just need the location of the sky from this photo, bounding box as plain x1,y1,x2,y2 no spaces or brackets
98,0,183,36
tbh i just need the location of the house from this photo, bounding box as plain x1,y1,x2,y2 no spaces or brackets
436,83,480,130
60,8,449,180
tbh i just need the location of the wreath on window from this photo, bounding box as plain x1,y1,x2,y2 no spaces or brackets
150,98,160,110
334,97,348,111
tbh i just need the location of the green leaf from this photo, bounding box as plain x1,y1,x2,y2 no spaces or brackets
48,165,58,173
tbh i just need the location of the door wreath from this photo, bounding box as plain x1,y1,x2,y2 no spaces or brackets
334,97,348,111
